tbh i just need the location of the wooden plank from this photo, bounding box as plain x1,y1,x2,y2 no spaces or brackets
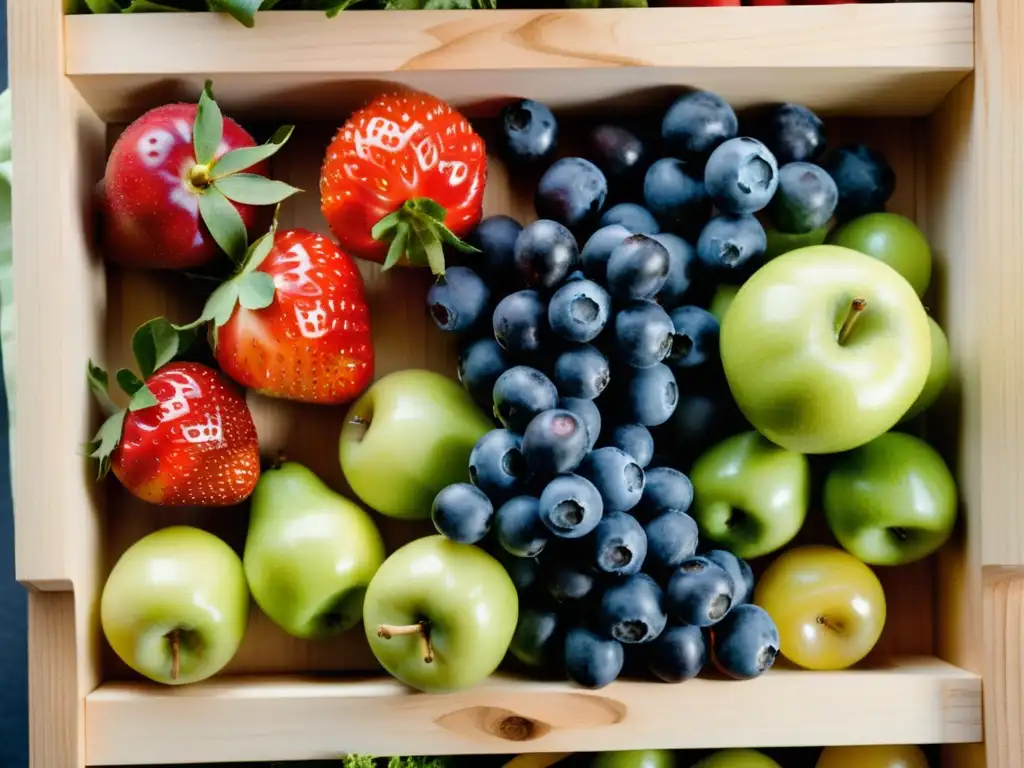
28,592,79,768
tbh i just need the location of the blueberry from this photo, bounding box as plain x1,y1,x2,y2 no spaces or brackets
564,627,624,689
593,511,648,576
469,429,526,503
650,233,695,309
604,424,654,468
427,267,491,333
643,510,699,574
513,220,580,291
495,496,549,558
431,483,494,544
492,289,546,356
544,557,596,603
770,162,838,234
643,158,711,237
492,366,559,433
754,103,827,165
458,338,510,412
588,124,647,182
613,300,674,369
705,549,754,606
667,306,720,371
580,224,631,284
467,215,524,289
553,344,611,401
606,235,671,302
666,555,735,627
494,547,541,592
600,203,660,235
704,137,779,215
659,385,744,467
635,467,694,520
710,604,780,680
661,90,738,163
620,363,678,427
578,447,645,513
510,607,562,669
538,474,604,539
522,409,590,477
547,278,611,344
696,214,767,273
559,397,601,451
823,144,895,221
498,99,558,165
599,573,667,644
647,624,706,683
535,157,608,235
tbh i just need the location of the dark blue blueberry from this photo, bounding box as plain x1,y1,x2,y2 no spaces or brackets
599,573,667,644
564,627,624,689
667,306,720,371
770,162,838,234
661,90,738,163
494,547,541,592
544,556,597,603
522,409,590,478
704,137,779,215
559,397,601,451
498,99,558,165
427,267,491,333
588,124,647,182
492,366,559,433
604,424,654,468
492,289,546,356
606,235,671,302
710,604,780,680
580,224,630,284
535,157,608,236
593,511,648,576
431,483,494,544
565,270,585,282
643,158,711,237
613,300,674,369
659,385,745,467
823,144,896,221
600,203,660,236
621,363,678,428
547,278,611,344
635,467,694,520
510,607,562,669
647,624,706,683
458,338,510,412
705,549,755,606
696,214,767,273
467,215,524,289
650,233,695,309
578,447,645,513
754,103,827,166
553,344,610,401
495,496,549,558
666,555,735,627
643,510,699,574
513,220,579,292
538,474,604,539
469,429,526,503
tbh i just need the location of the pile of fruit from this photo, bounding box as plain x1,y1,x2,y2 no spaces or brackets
89,74,957,698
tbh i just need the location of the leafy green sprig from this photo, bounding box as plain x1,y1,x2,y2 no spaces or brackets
81,0,362,25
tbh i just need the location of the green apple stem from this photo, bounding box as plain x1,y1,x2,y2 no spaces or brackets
168,629,181,681
816,615,845,634
838,298,867,345
377,622,434,664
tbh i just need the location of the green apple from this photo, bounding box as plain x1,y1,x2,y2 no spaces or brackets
101,526,249,685
765,225,829,261
693,750,781,768
901,316,950,422
339,369,493,520
824,431,957,566
690,431,809,559
243,461,386,639
592,750,675,768
363,535,518,692
721,245,931,454
709,284,740,325
828,213,932,297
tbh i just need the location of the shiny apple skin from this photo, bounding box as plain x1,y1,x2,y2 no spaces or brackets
901,316,950,422
816,744,930,768
754,544,886,671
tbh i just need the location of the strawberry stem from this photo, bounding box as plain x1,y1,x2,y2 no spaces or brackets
371,198,478,277
188,163,213,190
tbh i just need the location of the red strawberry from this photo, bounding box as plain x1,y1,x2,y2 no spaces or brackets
88,322,260,507
320,90,487,276
102,81,299,270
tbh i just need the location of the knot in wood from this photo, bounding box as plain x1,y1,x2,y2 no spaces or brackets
498,715,535,741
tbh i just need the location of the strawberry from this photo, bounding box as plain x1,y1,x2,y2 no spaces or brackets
320,90,487,276
87,320,260,507
102,80,299,270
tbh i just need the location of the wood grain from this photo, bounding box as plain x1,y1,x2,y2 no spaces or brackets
28,592,79,768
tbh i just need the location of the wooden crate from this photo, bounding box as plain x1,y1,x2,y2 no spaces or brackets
10,1,1021,766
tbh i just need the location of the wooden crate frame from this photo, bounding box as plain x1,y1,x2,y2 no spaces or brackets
9,1,1022,766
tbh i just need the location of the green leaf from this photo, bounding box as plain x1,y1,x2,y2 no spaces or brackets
123,0,190,10
129,385,160,412
371,211,402,242
242,229,277,274
88,411,127,479
383,221,411,272
300,0,365,15
132,317,188,380
193,80,223,167
85,0,124,11
208,280,241,328
420,225,447,277
116,369,145,398
407,197,447,222
87,361,119,418
198,186,248,263
207,0,263,27
214,174,302,206
210,126,295,180
238,272,277,311
434,220,479,254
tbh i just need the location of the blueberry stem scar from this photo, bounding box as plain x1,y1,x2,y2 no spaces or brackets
838,298,867,345
377,622,434,664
